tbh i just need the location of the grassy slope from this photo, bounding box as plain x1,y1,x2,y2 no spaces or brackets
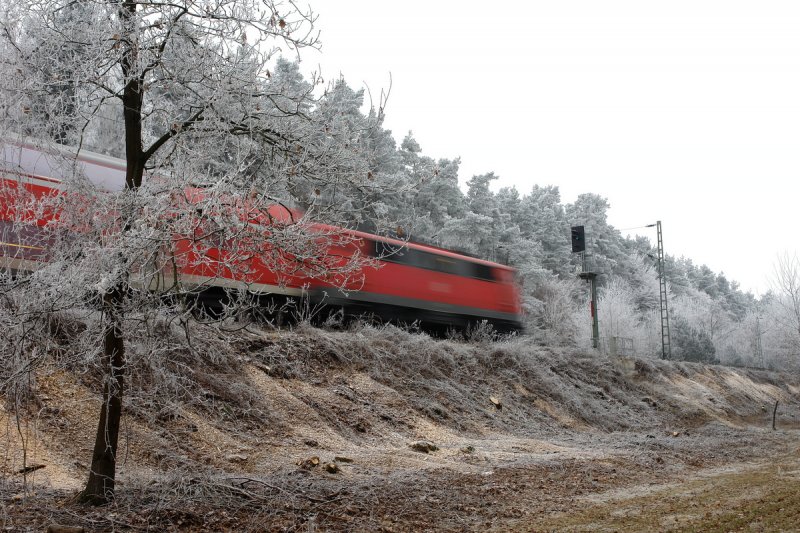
2,322,800,531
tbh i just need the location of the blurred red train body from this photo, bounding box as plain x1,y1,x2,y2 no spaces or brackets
0,137,523,332
308,232,523,332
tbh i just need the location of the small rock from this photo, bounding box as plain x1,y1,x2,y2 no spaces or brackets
334,456,354,463
672,431,680,437
225,454,248,463
304,439,319,447
296,456,320,469
324,462,339,473
410,440,438,453
460,445,475,454
489,396,502,409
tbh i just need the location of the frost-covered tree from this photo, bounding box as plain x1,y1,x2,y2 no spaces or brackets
0,0,390,504
671,291,729,352
440,211,494,254
598,278,639,340
671,316,717,363
762,253,800,369
531,277,583,345
458,173,519,261
392,133,459,241
518,185,571,277
717,309,763,368
305,78,411,233
410,156,464,241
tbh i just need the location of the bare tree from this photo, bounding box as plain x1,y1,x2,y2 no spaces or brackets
1,0,386,504
767,252,800,365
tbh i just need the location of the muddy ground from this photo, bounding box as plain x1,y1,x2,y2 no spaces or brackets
2,323,800,532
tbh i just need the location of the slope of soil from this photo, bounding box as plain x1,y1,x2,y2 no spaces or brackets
2,322,799,532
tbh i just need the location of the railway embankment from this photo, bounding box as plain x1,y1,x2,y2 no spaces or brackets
3,322,800,531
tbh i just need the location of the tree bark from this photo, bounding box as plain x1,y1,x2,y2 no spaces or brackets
77,288,126,505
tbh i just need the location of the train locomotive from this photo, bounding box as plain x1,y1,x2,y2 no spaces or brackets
0,136,524,333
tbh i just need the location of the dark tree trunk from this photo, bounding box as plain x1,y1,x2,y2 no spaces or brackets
77,0,145,505
77,288,126,505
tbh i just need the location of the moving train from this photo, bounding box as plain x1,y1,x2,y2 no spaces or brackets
0,136,524,333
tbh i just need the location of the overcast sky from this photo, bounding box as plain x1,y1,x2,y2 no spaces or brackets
305,1,800,296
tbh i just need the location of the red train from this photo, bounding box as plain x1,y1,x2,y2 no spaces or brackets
0,136,524,333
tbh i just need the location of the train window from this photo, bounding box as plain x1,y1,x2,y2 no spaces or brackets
374,239,496,282
405,249,427,269
434,256,459,275
472,263,495,282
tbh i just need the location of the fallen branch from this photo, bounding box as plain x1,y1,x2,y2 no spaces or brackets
16,464,46,475
46,526,85,533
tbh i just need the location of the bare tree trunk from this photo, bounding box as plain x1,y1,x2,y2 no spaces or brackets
77,289,126,505
78,0,141,503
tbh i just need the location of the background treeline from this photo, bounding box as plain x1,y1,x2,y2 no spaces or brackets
17,57,800,371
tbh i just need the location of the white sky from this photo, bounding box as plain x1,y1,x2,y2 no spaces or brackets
305,0,800,296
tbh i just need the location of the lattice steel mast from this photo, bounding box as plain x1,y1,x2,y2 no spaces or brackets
651,221,671,359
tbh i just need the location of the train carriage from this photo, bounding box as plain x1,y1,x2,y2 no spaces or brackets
0,135,524,332
309,234,523,332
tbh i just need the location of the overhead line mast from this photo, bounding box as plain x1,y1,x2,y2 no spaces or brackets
647,221,671,360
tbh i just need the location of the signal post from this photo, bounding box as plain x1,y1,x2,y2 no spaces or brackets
571,225,599,350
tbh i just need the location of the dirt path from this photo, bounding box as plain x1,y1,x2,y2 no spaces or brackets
528,436,800,532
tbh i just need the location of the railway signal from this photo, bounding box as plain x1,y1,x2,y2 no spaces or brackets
572,225,598,350
571,225,585,253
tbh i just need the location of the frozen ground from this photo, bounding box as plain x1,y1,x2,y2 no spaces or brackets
2,323,799,531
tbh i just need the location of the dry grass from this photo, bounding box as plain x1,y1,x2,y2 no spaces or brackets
2,320,800,531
